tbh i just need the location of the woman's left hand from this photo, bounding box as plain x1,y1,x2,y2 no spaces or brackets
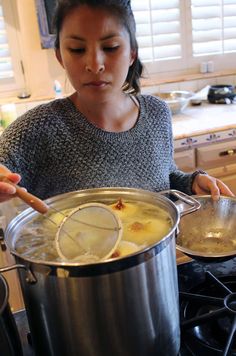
192,173,235,200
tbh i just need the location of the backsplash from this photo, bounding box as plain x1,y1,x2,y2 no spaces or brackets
14,100,53,117
0,74,235,125
141,74,236,95
0,99,53,129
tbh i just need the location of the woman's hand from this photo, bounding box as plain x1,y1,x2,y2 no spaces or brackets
0,164,21,203
192,173,234,200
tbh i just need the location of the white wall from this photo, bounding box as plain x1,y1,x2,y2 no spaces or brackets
14,0,73,98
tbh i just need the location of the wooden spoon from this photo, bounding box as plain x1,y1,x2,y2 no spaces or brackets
0,174,49,214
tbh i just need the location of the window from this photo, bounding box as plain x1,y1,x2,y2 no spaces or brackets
131,0,236,74
0,4,13,79
0,0,25,97
132,0,182,62
191,0,236,56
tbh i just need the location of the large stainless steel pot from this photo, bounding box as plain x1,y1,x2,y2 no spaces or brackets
0,273,23,356
0,188,200,356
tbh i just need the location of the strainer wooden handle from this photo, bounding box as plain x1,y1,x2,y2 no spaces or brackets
0,174,49,214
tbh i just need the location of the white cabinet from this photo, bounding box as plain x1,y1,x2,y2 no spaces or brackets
206,164,236,194
196,141,236,169
196,141,236,193
174,130,236,194
218,173,236,193
15,99,50,117
174,149,195,171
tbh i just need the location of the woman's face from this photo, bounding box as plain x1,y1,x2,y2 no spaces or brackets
56,5,135,102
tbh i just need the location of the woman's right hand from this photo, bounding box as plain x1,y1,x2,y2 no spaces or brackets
0,164,21,203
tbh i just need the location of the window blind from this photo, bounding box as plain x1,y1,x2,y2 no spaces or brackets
191,0,236,56
0,1,13,79
131,0,182,62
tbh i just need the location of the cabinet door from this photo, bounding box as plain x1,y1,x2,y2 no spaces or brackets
197,140,236,169
221,174,236,195
0,201,24,312
0,248,24,312
174,149,195,172
207,164,236,195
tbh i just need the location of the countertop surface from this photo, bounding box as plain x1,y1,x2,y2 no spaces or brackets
1,101,236,141
172,102,236,140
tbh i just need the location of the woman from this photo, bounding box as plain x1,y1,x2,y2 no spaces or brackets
0,0,233,203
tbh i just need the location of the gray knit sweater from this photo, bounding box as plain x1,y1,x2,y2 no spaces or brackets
0,95,193,200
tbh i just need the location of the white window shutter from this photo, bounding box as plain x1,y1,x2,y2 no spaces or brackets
0,2,13,79
0,0,25,97
131,0,182,62
224,0,236,52
191,0,236,56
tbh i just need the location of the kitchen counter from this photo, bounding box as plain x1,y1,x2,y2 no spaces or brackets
176,250,191,264
1,100,235,140
173,102,236,140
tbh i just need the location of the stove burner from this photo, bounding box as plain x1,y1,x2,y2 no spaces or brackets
180,270,236,356
224,293,236,314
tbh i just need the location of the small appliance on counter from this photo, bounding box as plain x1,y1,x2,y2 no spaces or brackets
207,85,236,104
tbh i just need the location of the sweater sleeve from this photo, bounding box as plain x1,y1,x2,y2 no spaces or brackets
169,169,194,195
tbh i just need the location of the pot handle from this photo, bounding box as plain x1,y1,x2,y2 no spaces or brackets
0,264,37,284
159,190,201,216
0,228,7,251
0,228,36,284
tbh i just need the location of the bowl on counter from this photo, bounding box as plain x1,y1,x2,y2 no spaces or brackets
154,90,194,115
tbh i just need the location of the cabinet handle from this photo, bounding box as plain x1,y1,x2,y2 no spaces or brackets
219,149,236,156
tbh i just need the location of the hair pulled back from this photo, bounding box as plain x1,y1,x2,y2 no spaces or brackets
53,0,143,94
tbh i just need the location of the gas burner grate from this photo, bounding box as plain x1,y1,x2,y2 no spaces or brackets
180,270,236,356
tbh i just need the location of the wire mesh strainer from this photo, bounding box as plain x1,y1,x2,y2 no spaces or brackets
55,203,122,262
0,175,123,262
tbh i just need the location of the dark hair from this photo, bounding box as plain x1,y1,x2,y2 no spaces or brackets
53,0,143,94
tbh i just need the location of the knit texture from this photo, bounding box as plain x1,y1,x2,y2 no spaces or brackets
0,95,193,200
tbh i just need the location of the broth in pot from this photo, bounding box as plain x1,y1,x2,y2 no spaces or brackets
14,198,172,263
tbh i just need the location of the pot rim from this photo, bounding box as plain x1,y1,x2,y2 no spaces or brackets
4,187,180,267
176,244,236,260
